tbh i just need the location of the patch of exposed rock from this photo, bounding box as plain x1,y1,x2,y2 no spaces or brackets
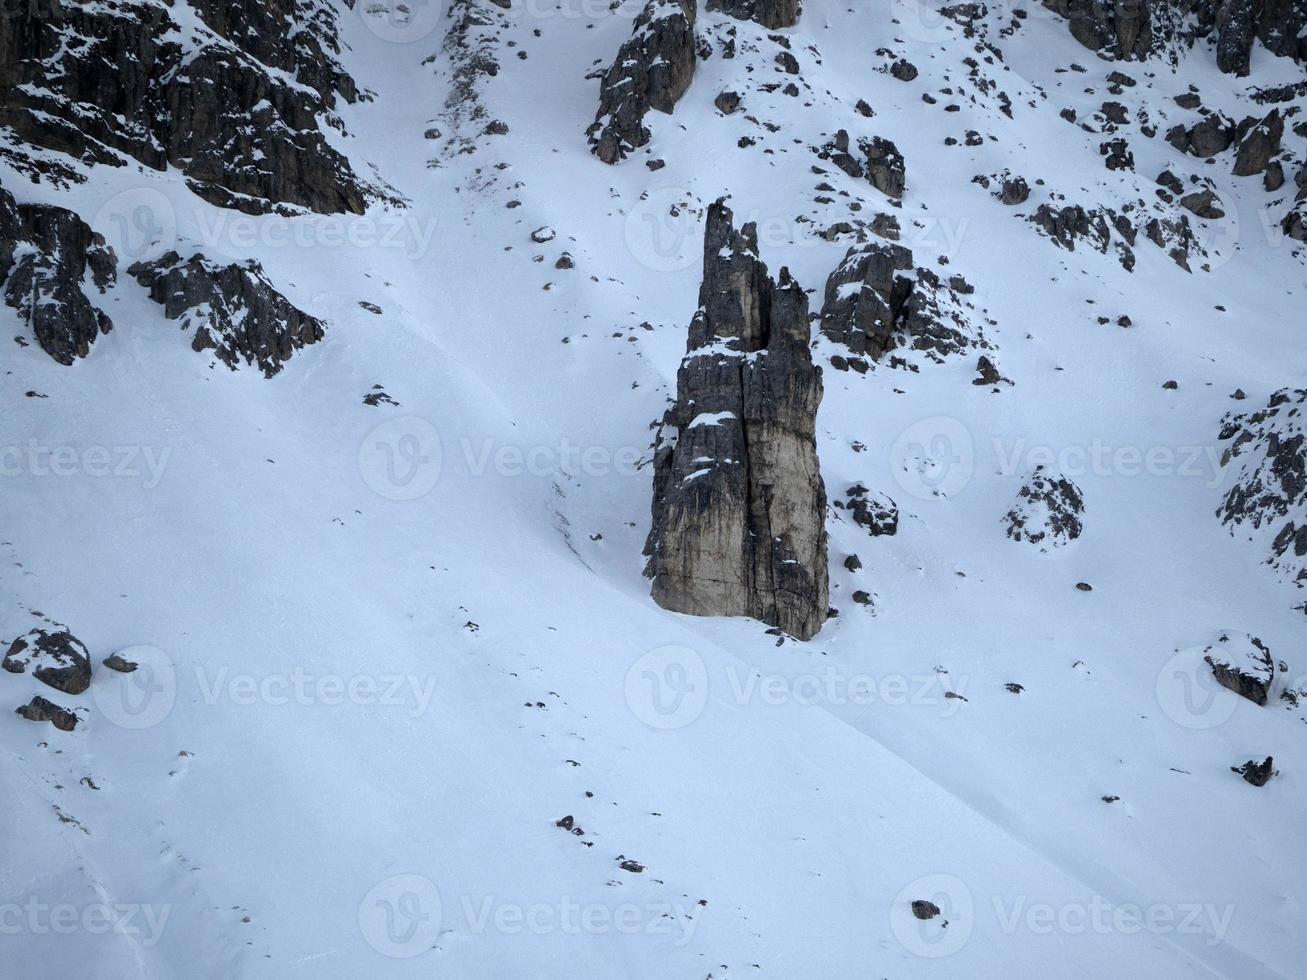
3,628,93,696
1217,388,1307,584
1003,467,1085,550
645,199,829,640
587,0,697,164
0,182,117,364
130,251,325,377
835,484,898,537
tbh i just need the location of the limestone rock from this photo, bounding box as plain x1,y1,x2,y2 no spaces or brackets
1044,0,1153,60
3,628,93,696
864,136,906,199
0,183,117,365
587,0,697,164
130,251,325,377
645,200,829,640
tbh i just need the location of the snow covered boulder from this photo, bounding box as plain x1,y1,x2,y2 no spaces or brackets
1003,468,1084,550
1203,632,1274,706
130,251,325,377
3,628,93,696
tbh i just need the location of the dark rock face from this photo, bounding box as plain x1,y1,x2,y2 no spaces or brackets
587,0,697,164
0,0,365,214
1217,0,1257,75
1003,468,1085,550
1028,199,1202,273
0,183,117,365
1044,0,1153,60
130,252,325,377
1217,388,1307,584
3,628,93,696
645,200,829,640
15,695,79,732
1203,633,1274,705
818,240,984,365
707,0,799,28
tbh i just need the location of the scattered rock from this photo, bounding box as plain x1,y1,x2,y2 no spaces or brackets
911,900,941,920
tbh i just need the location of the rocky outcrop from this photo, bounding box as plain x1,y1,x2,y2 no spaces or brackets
706,0,799,28
1003,468,1085,550
815,132,906,199
0,183,117,365
1217,388,1307,584
1233,756,1275,786
130,252,325,377
644,200,829,640
3,628,93,696
587,0,697,164
1217,0,1257,74
1027,198,1205,273
1043,0,1153,60
818,240,985,368
1203,632,1274,705
1233,110,1283,176
0,0,365,214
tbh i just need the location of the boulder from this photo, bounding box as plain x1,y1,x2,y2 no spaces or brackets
3,628,92,696
1203,632,1274,705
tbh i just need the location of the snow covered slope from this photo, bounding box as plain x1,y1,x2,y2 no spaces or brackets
2,0,1306,976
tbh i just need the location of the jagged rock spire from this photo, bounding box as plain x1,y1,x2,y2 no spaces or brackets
644,199,829,640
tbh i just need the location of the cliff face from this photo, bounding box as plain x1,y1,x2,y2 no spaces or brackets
644,200,829,640
0,0,365,214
